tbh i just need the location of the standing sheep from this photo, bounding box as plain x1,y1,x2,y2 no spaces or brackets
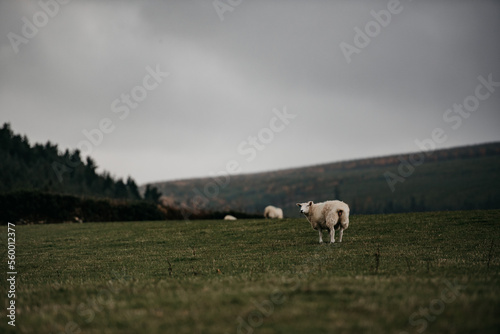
296,200,350,244
263,205,284,219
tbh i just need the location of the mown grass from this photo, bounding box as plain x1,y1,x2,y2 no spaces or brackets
1,210,499,333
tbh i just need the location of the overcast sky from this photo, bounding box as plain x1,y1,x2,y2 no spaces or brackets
1,0,499,185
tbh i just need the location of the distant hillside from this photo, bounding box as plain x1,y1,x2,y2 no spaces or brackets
149,142,500,217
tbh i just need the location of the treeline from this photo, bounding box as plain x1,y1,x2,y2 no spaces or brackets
0,123,171,223
0,123,146,200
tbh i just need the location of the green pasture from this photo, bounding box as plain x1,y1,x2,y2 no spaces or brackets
1,210,499,333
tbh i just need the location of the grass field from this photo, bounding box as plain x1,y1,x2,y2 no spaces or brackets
1,210,499,333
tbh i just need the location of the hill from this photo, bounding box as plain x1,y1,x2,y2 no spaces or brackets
149,142,500,217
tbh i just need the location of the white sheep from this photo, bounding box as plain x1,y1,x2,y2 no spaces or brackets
296,200,350,244
263,205,284,219
224,215,237,220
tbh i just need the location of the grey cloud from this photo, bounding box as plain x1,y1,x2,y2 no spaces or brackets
1,0,499,184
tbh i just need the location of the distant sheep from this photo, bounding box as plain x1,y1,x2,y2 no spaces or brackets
224,215,237,220
263,205,283,219
296,200,350,244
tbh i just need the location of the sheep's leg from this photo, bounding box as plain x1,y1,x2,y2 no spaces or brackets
329,227,335,243
318,229,323,244
338,228,344,243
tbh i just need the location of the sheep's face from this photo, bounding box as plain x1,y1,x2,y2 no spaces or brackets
296,201,313,214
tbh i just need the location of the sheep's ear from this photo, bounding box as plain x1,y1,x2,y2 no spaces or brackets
308,201,313,206
296,203,301,207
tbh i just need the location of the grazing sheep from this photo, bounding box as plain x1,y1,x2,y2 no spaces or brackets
296,200,350,244
263,205,284,219
224,215,237,220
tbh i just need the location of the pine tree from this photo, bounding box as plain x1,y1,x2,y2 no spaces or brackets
144,185,162,203
126,177,141,200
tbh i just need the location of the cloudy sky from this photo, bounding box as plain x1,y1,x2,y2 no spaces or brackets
1,0,499,185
